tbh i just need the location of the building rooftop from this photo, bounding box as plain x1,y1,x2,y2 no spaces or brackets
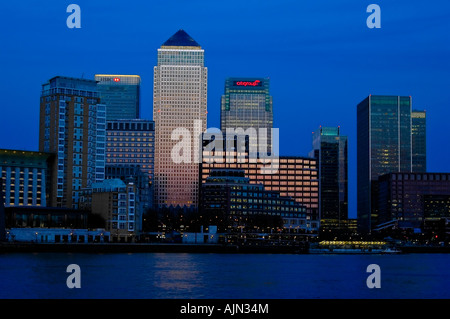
91,179,127,192
162,29,200,47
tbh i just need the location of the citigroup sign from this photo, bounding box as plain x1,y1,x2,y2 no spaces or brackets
233,80,262,87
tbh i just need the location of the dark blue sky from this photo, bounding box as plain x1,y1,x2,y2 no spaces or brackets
1,0,449,218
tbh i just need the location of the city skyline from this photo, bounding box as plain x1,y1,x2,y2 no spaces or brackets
1,0,450,219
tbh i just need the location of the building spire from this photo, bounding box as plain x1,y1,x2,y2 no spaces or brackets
162,29,200,47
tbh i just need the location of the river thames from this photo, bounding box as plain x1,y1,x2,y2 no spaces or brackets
0,252,449,299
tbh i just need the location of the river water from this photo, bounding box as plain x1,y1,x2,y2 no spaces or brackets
0,252,449,299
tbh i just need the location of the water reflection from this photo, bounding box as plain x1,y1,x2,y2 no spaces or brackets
0,253,449,299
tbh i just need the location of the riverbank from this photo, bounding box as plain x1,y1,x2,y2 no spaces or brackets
1,242,449,254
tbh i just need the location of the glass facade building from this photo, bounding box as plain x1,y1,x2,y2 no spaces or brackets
153,29,207,208
309,126,348,223
39,76,106,209
220,77,273,154
95,75,141,121
412,110,427,172
357,95,412,233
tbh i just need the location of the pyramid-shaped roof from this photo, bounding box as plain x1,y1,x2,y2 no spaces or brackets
162,29,200,47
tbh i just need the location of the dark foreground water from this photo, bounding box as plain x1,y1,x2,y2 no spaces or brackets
0,252,449,299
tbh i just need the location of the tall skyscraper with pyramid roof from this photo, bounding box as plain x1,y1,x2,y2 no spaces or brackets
153,29,207,208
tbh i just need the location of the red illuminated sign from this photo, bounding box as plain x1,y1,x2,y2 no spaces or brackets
235,80,261,87
113,77,120,82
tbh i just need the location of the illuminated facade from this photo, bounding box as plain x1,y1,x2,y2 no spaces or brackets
220,77,273,153
0,149,54,207
378,172,450,230
200,147,320,230
94,74,141,121
153,29,207,208
357,95,412,232
412,110,427,172
39,76,106,208
200,169,309,233
310,126,348,223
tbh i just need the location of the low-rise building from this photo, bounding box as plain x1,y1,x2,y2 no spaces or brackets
7,227,109,243
377,172,450,231
200,169,314,234
200,139,320,230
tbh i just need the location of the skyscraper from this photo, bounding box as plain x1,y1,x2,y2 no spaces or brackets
39,76,106,208
94,74,141,121
310,126,348,223
412,110,427,172
357,95,412,233
153,29,207,208
220,77,273,154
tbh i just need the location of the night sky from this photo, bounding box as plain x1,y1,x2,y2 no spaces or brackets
1,0,449,218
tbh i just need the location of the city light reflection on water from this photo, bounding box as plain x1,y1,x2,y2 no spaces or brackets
0,252,449,299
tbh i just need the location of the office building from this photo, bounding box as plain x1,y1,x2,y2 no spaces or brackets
39,76,106,208
220,77,273,154
153,29,207,208
412,110,427,172
310,126,348,223
0,149,54,207
357,95,412,233
377,172,450,231
200,169,308,233
106,119,155,183
95,74,141,120
79,179,139,242
201,143,320,231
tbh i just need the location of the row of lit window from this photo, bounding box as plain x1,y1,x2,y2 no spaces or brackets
228,205,302,212
107,132,153,136
106,151,153,155
202,162,315,168
108,138,152,142
229,197,299,205
202,155,313,164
